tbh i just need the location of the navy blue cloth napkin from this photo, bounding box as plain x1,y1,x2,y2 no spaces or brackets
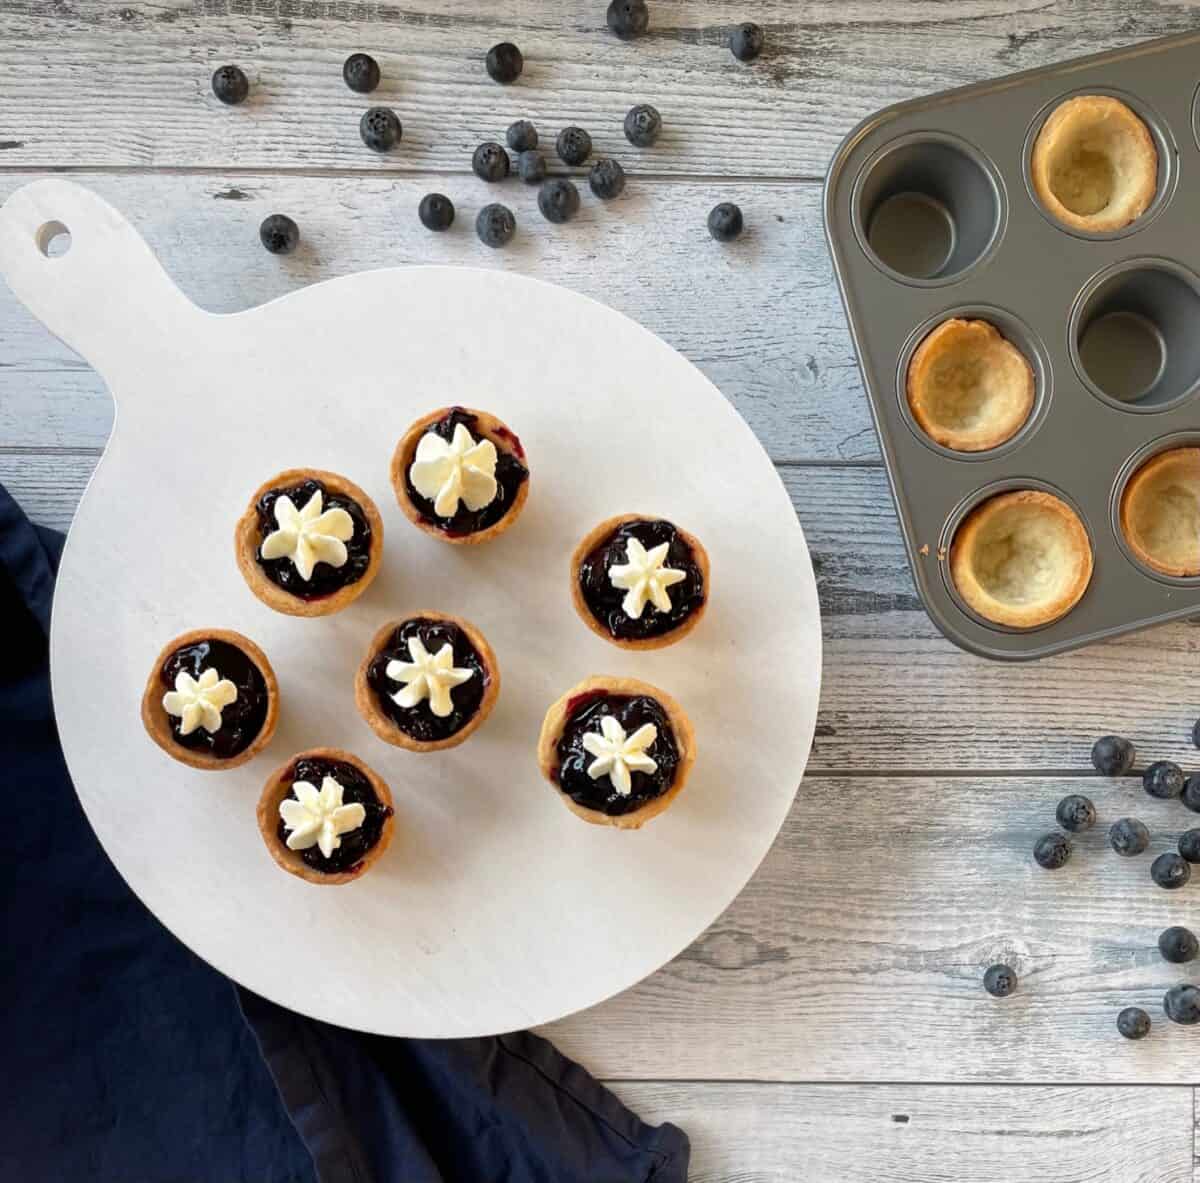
0,482,689,1183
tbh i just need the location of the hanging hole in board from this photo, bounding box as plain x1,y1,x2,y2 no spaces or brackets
36,220,71,257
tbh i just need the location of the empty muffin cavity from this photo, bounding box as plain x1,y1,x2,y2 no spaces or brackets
1119,447,1200,578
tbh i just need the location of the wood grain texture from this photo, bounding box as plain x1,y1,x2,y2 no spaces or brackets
615,1083,1195,1183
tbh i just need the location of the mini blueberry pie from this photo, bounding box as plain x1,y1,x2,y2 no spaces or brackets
537,676,696,829
235,468,384,617
391,406,530,544
950,490,1093,629
906,319,1035,452
355,612,501,752
571,515,709,649
141,628,279,770
258,748,395,885
1119,447,1200,577
1031,95,1157,233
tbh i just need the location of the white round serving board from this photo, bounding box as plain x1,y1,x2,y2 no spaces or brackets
0,180,821,1037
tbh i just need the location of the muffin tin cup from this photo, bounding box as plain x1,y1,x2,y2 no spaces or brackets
825,31,1200,659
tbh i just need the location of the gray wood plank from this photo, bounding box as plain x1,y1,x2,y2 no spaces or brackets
0,1,1196,176
611,1083,1195,1183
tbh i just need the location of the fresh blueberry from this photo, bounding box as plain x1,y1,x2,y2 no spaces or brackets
1116,1007,1151,1040
1033,832,1071,870
518,150,546,184
538,178,580,224
342,53,380,94
486,42,523,84
589,158,626,200
1144,760,1184,799
1159,926,1199,964
708,202,744,241
556,127,592,166
1109,818,1150,857
475,203,515,248
607,0,649,39
418,193,455,232
211,65,249,105
506,120,538,152
259,214,299,255
1193,718,1200,749
624,103,662,148
1151,852,1191,890
472,142,510,182
1091,735,1136,776
1056,794,1096,833
1179,829,1200,863
360,107,401,152
983,964,1017,998
1163,983,1200,1025
1183,774,1200,813
730,22,765,62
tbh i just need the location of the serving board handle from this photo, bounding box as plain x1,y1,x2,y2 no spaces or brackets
0,179,197,383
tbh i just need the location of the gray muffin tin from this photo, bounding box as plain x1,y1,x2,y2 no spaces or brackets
824,32,1200,660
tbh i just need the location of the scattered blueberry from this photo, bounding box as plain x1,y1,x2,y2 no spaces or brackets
259,214,299,255
589,158,626,200
538,178,581,224
472,142,511,182
1159,926,1199,964
1056,794,1096,833
556,127,592,166
1091,735,1136,776
1144,760,1184,799
730,22,765,62
1193,717,1200,748
418,193,455,232
1109,818,1150,856
983,964,1018,998
1183,774,1200,813
518,150,547,184
1151,852,1191,890
486,42,523,84
1116,1007,1151,1040
624,103,662,148
342,53,380,94
708,202,744,241
506,120,538,152
476,203,515,248
360,107,401,152
1033,832,1071,870
211,65,249,106
1163,983,1200,1025
1179,829,1200,863
607,0,649,39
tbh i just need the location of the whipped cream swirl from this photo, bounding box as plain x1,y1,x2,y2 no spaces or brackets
409,424,498,518
162,667,238,735
278,775,366,860
260,489,355,581
582,714,658,796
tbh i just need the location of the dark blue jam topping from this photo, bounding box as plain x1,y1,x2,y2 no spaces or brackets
554,692,679,816
275,756,392,875
578,518,704,641
404,408,529,537
365,617,488,743
160,639,268,759
254,478,372,600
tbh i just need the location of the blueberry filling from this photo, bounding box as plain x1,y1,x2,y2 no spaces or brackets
554,692,680,816
366,618,489,742
403,408,528,536
254,478,372,600
275,757,392,875
160,639,268,758
578,519,705,641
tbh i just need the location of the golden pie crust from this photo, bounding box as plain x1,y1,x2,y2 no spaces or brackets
1031,95,1157,233
234,467,384,618
570,515,711,651
906,319,1035,452
140,627,279,771
950,490,1093,629
354,612,501,752
257,747,395,886
536,675,697,830
390,407,530,546
1120,447,1200,578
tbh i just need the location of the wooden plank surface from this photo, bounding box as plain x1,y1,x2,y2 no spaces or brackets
616,1083,1196,1183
